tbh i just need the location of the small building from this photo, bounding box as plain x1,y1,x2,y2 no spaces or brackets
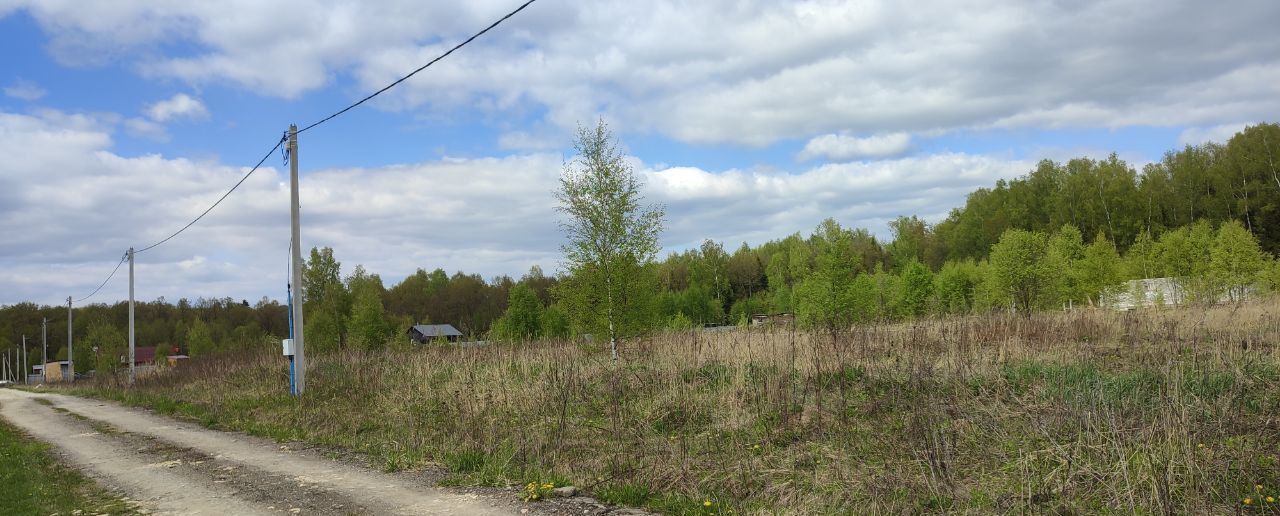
43,361,72,382
407,324,463,343
750,313,795,327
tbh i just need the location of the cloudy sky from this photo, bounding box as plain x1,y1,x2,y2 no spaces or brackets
1,0,1278,307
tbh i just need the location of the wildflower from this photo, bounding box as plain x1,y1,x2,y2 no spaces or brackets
1268,496,1276,503
753,444,760,449
704,500,712,507
1245,498,1253,505
1196,443,1204,449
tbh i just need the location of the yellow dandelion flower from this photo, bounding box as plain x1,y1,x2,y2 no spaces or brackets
704,500,712,507
1258,484,1265,491
1268,496,1276,503
1245,498,1253,505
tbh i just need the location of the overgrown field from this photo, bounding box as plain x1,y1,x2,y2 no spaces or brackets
73,302,1280,514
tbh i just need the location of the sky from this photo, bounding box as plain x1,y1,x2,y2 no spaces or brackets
1,0,1278,307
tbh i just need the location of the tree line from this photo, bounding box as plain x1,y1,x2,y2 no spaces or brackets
3,123,1278,362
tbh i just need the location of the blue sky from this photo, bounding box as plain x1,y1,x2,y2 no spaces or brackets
1,0,1277,306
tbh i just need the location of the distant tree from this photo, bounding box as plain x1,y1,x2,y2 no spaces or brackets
727,242,766,301
153,342,171,367
898,260,934,317
1210,220,1269,302
886,215,931,270
934,260,979,314
1158,221,1215,303
540,304,571,339
1123,230,1162,280
348,286,391,350
186,318,216,358
86,322,125,379
493,284,543,341
1045,224,1086,306
988,229,1051,314
303,247,349,350
765,251,790,291
553,120,665,360
870,264,901,319
795,219,859,330
691,239,730,310
1077,232,1122,306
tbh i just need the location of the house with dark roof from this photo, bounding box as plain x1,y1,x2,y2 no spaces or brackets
407,324,463,343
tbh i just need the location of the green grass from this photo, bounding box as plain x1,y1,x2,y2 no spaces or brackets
0,417,134,515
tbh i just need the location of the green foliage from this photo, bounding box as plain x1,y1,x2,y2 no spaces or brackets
1210,220,1269,301
492,284,544,341
85,322,125,378
1159,221,1216,303
665,312,696,330
554,120,665,358
1045,224,1086,305
348,284,391,350
186,318,216,358
1077,232,1122,305
934,260,979,314
989,229,1051,313
1123,230,1162,280
898,260,934,317
540,303,571,339
304,246,350,350
727,294,768,325
795,219,860,329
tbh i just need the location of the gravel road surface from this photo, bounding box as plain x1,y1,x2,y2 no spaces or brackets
0,388,518,515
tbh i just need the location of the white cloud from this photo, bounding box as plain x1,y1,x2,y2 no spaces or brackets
497,130,562,151
7,1,1278,145
1178,122,1248,146
0,109,1034,305
124,117,169,141
144,93,208,122
798,132,911,162
4,79,46,101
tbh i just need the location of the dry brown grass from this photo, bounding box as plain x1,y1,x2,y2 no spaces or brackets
79,302,1280,514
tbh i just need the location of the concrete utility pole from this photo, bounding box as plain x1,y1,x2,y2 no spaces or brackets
67,296,74,382
288,124,307,394
128,247,136,385
22,335,26,384
42,318,47,383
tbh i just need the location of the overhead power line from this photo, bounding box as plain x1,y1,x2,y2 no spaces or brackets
73,252,128,303
297,0,537,135
135,135,287,254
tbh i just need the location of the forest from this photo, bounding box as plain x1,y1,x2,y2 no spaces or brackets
1,122,1278,368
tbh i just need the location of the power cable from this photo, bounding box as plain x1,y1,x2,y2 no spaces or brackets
297,0,537,134
72,252,128,303
67,0,536,300
135,135,287,254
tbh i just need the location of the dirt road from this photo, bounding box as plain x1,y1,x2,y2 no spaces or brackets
0,388,517,515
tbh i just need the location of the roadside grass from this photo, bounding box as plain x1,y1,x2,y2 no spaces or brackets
69,301,1280,514
0,417,134,515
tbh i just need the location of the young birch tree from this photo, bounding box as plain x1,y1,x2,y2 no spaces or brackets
555,121,664,361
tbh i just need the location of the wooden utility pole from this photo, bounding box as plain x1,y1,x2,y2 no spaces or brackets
288,125,307,394
128,247,136,385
